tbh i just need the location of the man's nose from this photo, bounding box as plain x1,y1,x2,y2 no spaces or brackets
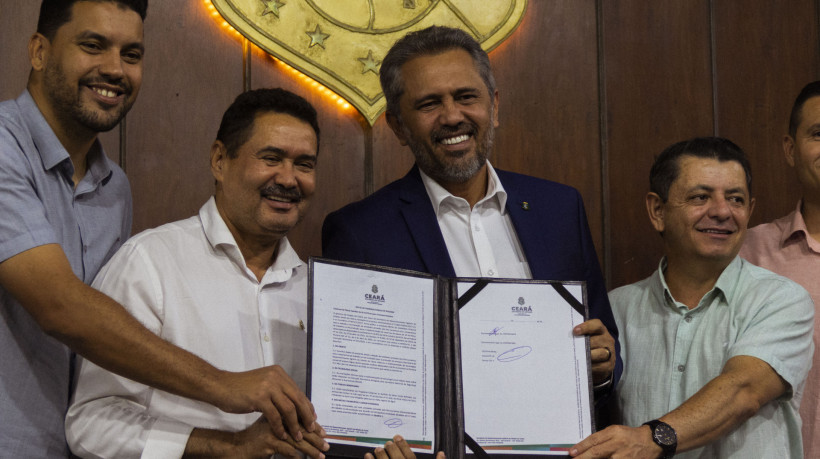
439,99,465,126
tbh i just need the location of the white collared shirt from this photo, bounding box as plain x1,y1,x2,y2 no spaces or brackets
419,162,531,278
66,197,308,458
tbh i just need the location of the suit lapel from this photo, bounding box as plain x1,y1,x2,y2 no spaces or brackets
500,171,545,279
398,167,457,277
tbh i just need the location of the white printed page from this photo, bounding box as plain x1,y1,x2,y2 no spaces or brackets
310,261,436,452
458,281,591,455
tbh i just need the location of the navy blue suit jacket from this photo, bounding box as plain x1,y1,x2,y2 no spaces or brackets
322,166,622,393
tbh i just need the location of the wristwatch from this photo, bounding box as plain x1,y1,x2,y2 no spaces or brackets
642,419,677,458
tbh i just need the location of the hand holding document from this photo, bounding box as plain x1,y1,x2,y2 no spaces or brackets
308,259,593,458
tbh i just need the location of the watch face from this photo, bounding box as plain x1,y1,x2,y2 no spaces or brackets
654,424,677,446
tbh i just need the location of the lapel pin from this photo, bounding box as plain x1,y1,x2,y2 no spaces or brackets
521,201,530,211
299,319,305,331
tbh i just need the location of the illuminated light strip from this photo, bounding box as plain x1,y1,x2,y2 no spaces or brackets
203,0,353,112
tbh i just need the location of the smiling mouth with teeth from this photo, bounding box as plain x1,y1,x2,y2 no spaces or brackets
440,134,470,145
91,87,121,98
698,228,734,234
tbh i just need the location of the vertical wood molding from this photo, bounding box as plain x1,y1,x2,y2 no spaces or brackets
709,0,719,135
243,38,252,92
596,0,612,288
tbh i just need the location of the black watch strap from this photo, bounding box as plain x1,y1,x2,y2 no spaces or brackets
642,419,677,458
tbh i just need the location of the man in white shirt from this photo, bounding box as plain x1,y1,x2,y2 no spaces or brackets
66,88,329,458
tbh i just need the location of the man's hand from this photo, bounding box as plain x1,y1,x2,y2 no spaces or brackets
572,319,615,384
187,415,329,458
211,366,318,442
233,416,328,459
363,435,446,459
569,425,661,459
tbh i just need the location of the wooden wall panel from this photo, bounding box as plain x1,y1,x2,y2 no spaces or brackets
125,1,243,236
0,3,39,99
712,0,820,227
601,1,716,287
490,0,603,254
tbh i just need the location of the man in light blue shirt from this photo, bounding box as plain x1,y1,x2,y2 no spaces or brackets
0,1,318,455
570,137,813,458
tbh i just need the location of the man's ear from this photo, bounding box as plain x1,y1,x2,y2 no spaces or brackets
386,111,408,146
783,134,796,168
646,192,666,233
210,140,228,183
28,33,49,72
748,196,756,220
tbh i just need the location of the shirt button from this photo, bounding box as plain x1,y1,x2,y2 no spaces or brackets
474,225,481,232
677,365,685,372
685,316,693,323
487,269,495,276
263,335,271,342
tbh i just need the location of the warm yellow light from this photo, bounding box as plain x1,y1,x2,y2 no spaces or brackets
204,0,354,113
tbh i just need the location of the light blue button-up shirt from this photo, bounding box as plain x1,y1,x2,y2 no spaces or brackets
0,91,131,457
611,256,814,458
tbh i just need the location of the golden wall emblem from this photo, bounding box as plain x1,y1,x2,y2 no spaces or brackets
212,0,528,125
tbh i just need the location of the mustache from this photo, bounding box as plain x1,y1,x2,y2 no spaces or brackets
260,184,302,201
432,122,476,142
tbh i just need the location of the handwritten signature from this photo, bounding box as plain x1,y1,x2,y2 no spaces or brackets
497,346,533,362
384,418,404,428
488,326,503,336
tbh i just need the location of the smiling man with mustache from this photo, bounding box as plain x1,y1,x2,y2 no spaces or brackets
66,88,329,458
570,137,814,459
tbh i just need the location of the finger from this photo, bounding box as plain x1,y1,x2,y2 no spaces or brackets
383,440,404,459
573,319,604,336
365,454,375,459
393,435,415,459
592,347,612,363
287,387,318,433
270,393,303,441
302,431,330,452
372,446,389,459
290,439,325,459
435,452,447,459
271,439,300,459
260,402,288,441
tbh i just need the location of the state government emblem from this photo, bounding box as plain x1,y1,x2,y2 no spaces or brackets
211,0,528,125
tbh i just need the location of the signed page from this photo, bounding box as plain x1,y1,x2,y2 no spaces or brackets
458,281,591,455
310,261,436,452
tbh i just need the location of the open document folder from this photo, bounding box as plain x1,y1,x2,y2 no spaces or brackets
307,258,593,459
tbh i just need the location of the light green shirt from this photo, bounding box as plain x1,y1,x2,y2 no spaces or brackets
610,256,814,458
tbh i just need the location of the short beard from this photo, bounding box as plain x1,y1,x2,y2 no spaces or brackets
404,120,494,185
43,61,133,133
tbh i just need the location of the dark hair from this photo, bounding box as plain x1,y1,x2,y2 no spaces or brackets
37,0,148,40
380,25,495,119
650,137,752,202
788,81,820,138
216,88,320,158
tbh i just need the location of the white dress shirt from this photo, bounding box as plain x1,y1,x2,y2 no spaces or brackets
66,197,308,458
419,162,531,278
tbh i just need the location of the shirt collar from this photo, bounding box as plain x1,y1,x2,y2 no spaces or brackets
199,197,303,275
656,256,739,311
18,90,112,186
418,160,508,214
781,200,810,246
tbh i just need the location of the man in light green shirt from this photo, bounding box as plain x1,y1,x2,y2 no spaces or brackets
570,137,813,459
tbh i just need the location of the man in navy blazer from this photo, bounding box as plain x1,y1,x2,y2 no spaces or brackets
323,26,621,419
